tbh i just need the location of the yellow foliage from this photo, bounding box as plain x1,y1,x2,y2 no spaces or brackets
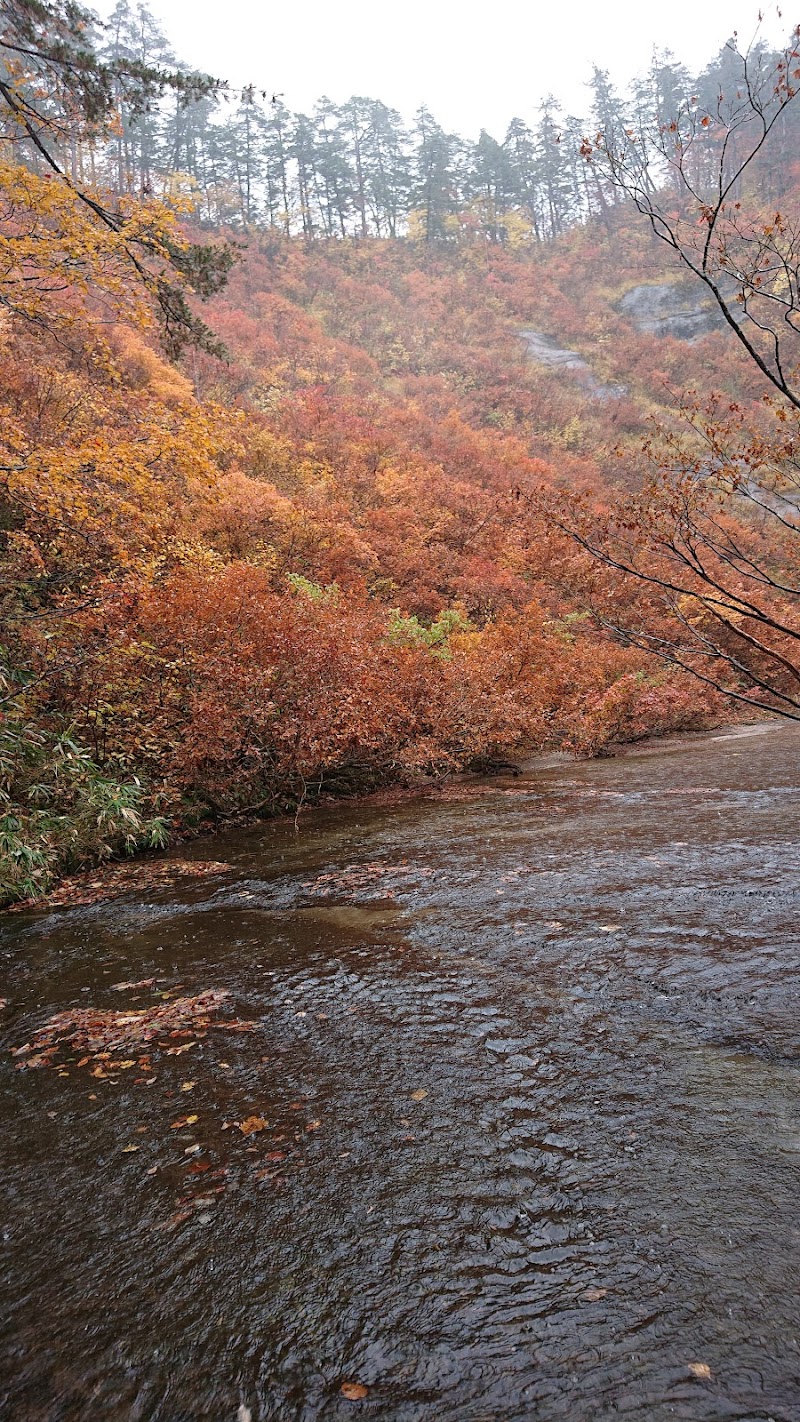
0,158,195,337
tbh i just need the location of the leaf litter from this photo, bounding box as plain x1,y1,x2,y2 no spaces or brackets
11,989,256,1073
10,981,326,1230
5,859,234,913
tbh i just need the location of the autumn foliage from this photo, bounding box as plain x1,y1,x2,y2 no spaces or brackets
9,103,773,903
1,204,729,907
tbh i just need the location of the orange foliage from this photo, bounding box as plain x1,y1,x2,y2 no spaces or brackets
2,177,728,885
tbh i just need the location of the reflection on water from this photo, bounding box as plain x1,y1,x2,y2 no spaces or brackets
2,721,800,1421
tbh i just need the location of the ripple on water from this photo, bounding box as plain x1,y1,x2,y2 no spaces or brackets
1,722,800,1420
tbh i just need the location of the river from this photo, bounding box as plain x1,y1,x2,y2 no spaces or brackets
2,721,799,1421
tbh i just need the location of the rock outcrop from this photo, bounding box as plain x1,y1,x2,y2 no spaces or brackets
519,329,626,401
617,282,724,340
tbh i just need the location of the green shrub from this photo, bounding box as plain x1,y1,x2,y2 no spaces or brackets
0,660,168,906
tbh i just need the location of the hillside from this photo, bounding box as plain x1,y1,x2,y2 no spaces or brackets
4,210,742,906
3,4,800,903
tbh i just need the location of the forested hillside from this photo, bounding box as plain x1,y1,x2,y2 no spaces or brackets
3,0,800,905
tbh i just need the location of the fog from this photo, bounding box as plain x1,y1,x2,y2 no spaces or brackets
96,0,789,136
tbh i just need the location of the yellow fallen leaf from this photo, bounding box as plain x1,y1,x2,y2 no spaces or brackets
121,1144,140,1153
688,1362,712,1380
180,1081,196,1092
410,1088,428,1101
238,1115,268,1135
340,1381,369,1400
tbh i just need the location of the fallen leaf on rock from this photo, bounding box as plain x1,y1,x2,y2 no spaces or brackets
180,1081,196,1092
184,1143,201,1155
111,978,156,992
340,1381,369,1401
11,990,245,1070
121,1144,140,1153
170,1114,199,1128
306,1119,321,1131
7,860,233,913
159,1208,194,1232
237,1116,268,1135
0,998,7,1010
581,1287,608,1301
688,1362,712,1380
410,1088,428,1101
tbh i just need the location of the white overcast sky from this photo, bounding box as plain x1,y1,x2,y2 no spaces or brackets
99,0,791,137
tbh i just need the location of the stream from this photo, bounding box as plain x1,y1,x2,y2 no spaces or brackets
2,721,800,1421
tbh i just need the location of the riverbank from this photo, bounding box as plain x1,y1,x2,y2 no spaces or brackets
3,712,747,916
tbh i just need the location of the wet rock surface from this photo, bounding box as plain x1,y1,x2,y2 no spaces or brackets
617,282,724,340
2,721,799,1421
519,329,626,400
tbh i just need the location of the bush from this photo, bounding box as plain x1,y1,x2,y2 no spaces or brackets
0,661,168,906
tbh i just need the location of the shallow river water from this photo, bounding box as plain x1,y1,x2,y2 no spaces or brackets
2,721,800,1422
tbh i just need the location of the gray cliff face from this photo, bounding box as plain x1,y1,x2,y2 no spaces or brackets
519,330,626,401
617,282,724,340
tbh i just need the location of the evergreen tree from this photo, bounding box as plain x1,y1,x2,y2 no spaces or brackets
412,106,456,242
